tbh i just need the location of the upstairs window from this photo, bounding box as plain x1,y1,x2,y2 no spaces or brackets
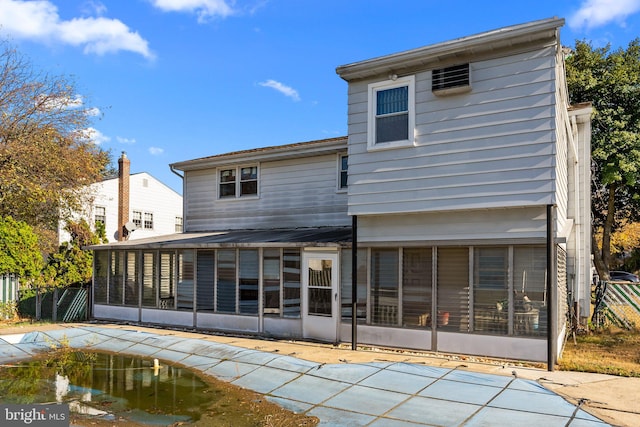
240,166,258,196
219,169,236,197
339,155,348,189
133,210,153,230
368,76,415,150
219,166,258,198
175,216,183,232
94,206,106,227
132,210,142,229
144,212,154,229
432,63,470,95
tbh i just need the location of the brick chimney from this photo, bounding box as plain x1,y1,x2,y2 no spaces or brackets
118,151,130,241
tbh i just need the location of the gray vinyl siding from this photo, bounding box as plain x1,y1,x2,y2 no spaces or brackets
347,46,559,216
184,154,349,231
357,206,548,244
554,52,570,236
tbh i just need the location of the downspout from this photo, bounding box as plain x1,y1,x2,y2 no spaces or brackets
351,215,358,350
547,204,556,371
170,165,185,232
170,164,184,180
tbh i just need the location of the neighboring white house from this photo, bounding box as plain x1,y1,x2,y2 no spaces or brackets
59,153,183,244
88,18,592,364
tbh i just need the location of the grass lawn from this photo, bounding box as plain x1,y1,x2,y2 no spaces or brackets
559,327,640,377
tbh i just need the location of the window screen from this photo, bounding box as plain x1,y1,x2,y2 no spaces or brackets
375,86,409,143
371,249,399,325
217,249,236,313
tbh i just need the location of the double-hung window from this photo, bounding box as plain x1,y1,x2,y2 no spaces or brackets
339,155,348,189
219,166,258,198
368,75,415,150
94,206,106,227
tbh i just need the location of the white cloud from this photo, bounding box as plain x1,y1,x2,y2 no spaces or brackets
569,0,640,30
81,0,107,17
150,0,234,23
85,107,101,117
149,146,164,155
259,79,300,102
37,94,84,111
116,136,136,144
81,127,110,145
0,0,154,59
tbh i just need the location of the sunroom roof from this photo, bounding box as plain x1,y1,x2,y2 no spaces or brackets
86,226,352,250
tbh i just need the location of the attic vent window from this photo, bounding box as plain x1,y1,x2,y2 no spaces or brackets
432,64,470,95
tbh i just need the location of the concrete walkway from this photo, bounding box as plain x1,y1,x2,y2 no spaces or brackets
0,323,637,426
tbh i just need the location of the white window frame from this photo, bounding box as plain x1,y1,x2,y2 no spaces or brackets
367,75,415,151
218,165,259,199
143,212,154,230
132,210,142,229
94,206,106,227
337,154,348,191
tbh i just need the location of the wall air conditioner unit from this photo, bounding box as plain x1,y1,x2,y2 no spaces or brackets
432,63,471,96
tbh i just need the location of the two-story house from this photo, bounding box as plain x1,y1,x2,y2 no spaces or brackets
88,17,591,364
60,152,183,244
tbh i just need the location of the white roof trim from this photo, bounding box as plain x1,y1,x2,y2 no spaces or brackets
336,17,565,81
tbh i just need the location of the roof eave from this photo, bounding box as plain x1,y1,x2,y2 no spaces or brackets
336,17,565,82
171,137,348,171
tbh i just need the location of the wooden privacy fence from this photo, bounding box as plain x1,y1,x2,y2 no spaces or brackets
592,281,640,329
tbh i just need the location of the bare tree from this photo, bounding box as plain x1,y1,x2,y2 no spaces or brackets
0,41,111,254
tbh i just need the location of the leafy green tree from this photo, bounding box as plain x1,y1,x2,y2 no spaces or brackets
0,216,43,279
43,219,104,287
0,41,112,255
565,39,640,278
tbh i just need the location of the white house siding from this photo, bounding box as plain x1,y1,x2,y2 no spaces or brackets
184,154,349,232
59,173,183,243
126,174,183,240
347,46,559,217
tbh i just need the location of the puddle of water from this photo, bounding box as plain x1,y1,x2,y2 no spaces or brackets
0,347,319,426
0,350,215,425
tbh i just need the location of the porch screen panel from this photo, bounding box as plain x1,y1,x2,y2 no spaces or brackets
239,249,259,314
159,252,175,309
340,249,367,320
403,248,432,327
94,251,108,304
263,249,281,316
513,246,546,336
217,249,236,313
124,251,139,306
109,251,124,305
437,248,469,332
141,252,157,307
283,249,301,318
196,250,215,311
473,247,508,334
177,250,194,310
371,249,399,326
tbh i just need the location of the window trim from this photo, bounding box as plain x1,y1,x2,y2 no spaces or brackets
94,205,106,228
367,75,415,151
337,153,348,192
218,164,259,199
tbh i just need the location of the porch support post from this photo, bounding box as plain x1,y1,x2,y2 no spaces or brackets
547,204,556,371
351,215,358,351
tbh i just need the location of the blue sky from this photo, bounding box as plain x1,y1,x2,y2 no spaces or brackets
2,0,640,194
